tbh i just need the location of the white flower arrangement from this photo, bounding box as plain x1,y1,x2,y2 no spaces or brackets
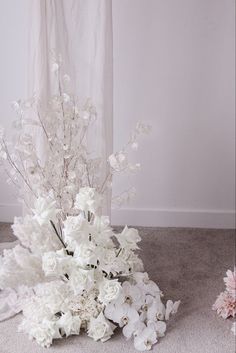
0,60,180,350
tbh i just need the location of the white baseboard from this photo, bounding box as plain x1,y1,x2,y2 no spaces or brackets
111,207,235,229
0,203,22,223
1,203,235,229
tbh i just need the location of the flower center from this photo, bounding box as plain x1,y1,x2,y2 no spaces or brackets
122,316,129,325
156,313,163,320
145,340,152,349
141,304,148,312
125,295,133,305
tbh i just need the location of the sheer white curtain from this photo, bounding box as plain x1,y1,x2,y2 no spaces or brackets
28,0,113,214
0,0,113,322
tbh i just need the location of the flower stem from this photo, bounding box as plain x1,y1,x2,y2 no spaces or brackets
50,220,67,249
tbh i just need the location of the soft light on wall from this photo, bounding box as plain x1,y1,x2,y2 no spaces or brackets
111,0,235,228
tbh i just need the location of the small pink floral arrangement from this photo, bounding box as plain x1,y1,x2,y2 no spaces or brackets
213,267,236,334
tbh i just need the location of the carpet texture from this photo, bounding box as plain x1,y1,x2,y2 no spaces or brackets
0,223,235,353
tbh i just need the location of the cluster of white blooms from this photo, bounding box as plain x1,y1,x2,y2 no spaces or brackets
0,64,179,350
105,274,180,350
0,188,179,350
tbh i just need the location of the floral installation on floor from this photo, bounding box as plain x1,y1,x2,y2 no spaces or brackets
213,267,236,335
0,58,180,350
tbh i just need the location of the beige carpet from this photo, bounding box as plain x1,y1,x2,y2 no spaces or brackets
0,223,235,353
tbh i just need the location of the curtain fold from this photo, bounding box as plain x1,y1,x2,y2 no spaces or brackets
27,0,113,215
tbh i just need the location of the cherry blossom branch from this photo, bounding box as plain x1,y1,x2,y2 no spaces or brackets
1,139,37,197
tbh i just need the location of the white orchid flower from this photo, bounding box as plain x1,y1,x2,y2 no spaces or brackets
147,320,166,337
133,325,157,351
165,300,181,320
147,297,166,321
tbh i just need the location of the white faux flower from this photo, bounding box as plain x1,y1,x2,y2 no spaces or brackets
133,272,161,296
10,101,20,112
67,289,103,324
0,245,44,289
74,243,97,267
74,187,102,215
135,122,151,135
165,300,180,320
42,252,58,276
56,249,74,274
108,151,127,172
63,215,92,251
0,86,179,353
98,248,122,275
133,325,157,351
98,279,122,305
57,312,81,337
63,215,84,238
147,297,166,321
28,319,61,348
21,281,70,323
12,215,61,254
21,298,52,324
131,141,138,150
87,312,116,342
116,281,145,311
115,226,141,250
133,272,150,284
93,216,114,246
147,320,166,338
69,268,94,294
126,253,144,273
32,197,59,226
42,249,72,277
123,320,145,340
105,302,139,328
128,163,141,173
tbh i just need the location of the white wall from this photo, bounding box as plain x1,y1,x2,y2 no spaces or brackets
0,0,235,228
111,0,235,228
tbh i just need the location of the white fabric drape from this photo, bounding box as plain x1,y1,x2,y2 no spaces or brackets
28,0,113,214
0,0,113,322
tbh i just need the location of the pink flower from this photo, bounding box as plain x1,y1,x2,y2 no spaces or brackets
213,291,236,319
224,268,236,297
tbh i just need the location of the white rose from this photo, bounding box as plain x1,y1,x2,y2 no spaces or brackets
74,243,96,267
69,268,94,294
87,312,116,342
42,252,58,276
63,215,84,239
98,279,122,305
